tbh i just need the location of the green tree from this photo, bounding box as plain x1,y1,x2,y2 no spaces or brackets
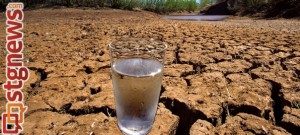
199,0,211,9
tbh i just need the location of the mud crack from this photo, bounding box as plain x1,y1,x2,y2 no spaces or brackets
160,98,215,135
268,80,284,125
66,106,116,117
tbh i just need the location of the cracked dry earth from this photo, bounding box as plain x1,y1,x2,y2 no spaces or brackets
0,8,300,135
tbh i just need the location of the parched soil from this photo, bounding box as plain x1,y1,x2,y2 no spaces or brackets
0,8,299,135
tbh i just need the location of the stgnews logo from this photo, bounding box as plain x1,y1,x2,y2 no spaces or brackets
1,2,29,134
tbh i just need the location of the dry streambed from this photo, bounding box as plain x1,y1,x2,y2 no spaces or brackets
0,8,299,135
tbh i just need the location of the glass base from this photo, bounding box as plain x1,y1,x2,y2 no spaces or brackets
118,119,153,135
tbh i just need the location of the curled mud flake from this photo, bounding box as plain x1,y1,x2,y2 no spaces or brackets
98,50,105,56
90,87,101,95
120,74,124,79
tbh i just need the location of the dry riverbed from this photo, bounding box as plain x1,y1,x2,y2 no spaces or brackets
0,8,299,135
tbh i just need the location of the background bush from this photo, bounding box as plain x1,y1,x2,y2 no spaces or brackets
142,0,198,12
0,0,199,13
199,0,224,10
227,0,267,15
227,0,300,17
266,0,300,17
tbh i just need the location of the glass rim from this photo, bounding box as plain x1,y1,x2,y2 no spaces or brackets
109,38,168,54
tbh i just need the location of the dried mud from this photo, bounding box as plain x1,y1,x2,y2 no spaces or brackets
0,8,299,135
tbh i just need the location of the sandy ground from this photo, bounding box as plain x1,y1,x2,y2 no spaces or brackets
0,8,299,135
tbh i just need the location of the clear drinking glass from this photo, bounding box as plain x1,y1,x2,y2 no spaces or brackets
109,37,167,135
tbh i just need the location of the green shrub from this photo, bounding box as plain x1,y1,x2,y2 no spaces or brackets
2,0,199,13
199,0,212,9
142,0,199,13
122,0,141,10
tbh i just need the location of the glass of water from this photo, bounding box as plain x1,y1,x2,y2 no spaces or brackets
109,37,167,135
